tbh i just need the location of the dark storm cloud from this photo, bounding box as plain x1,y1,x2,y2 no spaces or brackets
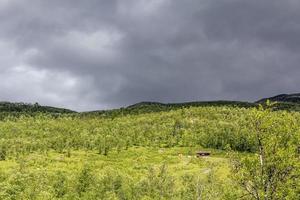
0,0,300,111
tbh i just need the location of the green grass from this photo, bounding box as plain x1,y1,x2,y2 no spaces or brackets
0,147,236,199
0,147,230,179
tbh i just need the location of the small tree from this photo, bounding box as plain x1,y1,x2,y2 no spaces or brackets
0,145,7,161
232,102,300,199
76,166,94,197
136,164,175,199
53,171,68,198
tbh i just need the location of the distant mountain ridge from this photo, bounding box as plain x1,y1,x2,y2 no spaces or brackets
1,92,300,116
257,93,300,104
85,93,300,117
0,102,75,114
127,100,254,109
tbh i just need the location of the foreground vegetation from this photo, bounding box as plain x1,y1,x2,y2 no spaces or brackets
0,104,299,199
0,148,235,199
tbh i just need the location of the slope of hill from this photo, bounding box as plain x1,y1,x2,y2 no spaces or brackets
257,93,300,104
0,96,298,198
256,93,300,111
81,100,256,117
0,102,75,114
0,102,298,199
81,97,300,118
2,92,300,118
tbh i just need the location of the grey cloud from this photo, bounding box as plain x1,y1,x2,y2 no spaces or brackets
0,0,300,111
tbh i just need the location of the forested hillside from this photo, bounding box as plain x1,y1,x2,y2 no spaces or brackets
257,93,300,104
2,92,300,118
0,102,75,113
81,100,256,118
0,102,75,120
0,104,298,199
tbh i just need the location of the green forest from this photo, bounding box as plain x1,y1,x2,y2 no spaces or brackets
0,103,299,199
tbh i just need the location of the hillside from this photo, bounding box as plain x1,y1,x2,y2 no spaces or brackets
2,92,300,118
0,97,298,199
257,93,300,104
0,103,298,199
81,101,257,117
0,102,75,114
81,98,300,118
256,93,300,111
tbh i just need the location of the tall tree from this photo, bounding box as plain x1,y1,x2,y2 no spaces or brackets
232,102,300,199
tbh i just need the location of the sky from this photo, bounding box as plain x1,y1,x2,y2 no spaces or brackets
0,0,300,111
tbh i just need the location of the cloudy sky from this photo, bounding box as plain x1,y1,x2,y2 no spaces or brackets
0,0,300,111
